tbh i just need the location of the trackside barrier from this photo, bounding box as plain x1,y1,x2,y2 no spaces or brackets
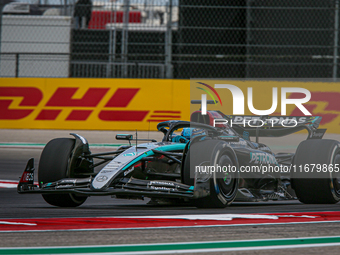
0,78,189,130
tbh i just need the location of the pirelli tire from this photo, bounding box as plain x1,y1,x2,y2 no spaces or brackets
291,139,340,204
183,139,239,208
38,138,87,207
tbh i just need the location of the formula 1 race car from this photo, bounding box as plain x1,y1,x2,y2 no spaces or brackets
17,109,340,208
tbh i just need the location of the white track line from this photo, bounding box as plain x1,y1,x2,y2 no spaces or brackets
0,221,36,226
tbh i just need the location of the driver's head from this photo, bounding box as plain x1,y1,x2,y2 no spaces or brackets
181,128,206,140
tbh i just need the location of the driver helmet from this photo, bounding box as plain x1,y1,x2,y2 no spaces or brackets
181,128,206,140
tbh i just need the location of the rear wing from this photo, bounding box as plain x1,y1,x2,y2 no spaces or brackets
190,100,325,140
215,112,325,140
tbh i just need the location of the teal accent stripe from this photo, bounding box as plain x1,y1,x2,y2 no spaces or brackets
122,144,186,170
154,144,186,151
1,236,340,254
122,150,155,170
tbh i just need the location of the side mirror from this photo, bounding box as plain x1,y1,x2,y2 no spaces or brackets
116,134,133,140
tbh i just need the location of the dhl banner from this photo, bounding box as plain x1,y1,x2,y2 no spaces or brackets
0,78,190,131
1,78,340,133
190,80,340,134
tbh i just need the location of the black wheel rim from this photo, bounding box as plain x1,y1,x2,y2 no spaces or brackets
217,154,237,198
332,154,340,196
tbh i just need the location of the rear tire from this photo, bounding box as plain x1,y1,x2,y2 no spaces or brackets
183,139,238,208
291,139,340,204
38,138,87,207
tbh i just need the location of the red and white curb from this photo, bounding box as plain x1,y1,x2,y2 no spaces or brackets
0,179,39,188
0,180,19,188
1,211,340,232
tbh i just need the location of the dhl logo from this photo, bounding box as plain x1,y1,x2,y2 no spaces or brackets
0,87,181,122
287,91,340,126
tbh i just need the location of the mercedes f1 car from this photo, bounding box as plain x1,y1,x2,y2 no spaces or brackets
17,109,340,208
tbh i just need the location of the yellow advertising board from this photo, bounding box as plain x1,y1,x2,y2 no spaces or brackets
1,78,340,133
0,78,190,131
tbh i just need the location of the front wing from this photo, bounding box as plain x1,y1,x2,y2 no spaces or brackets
17,158,210,200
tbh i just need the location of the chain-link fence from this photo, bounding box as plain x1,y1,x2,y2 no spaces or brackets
0,0,339,79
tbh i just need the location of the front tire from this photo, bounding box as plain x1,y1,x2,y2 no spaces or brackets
183,139,239,208
291,139,340,204
38,138,87,207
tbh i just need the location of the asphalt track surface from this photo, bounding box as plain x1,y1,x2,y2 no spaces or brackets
1,129,340,254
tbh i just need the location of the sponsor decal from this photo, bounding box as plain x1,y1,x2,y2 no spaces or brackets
21,172,34,182
149,186,173,191
100,170,115,173
230,140,248,146
257,146,272,153
0,87,43,120
232,116,308,125
147,110,182,122
309,129,326,139
249,152,278,165
149,181,175,186
123,167,135,176
0,86,148,121
96,176,108,182
101,162,121,173
288,91,340,125
0,79,187,130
